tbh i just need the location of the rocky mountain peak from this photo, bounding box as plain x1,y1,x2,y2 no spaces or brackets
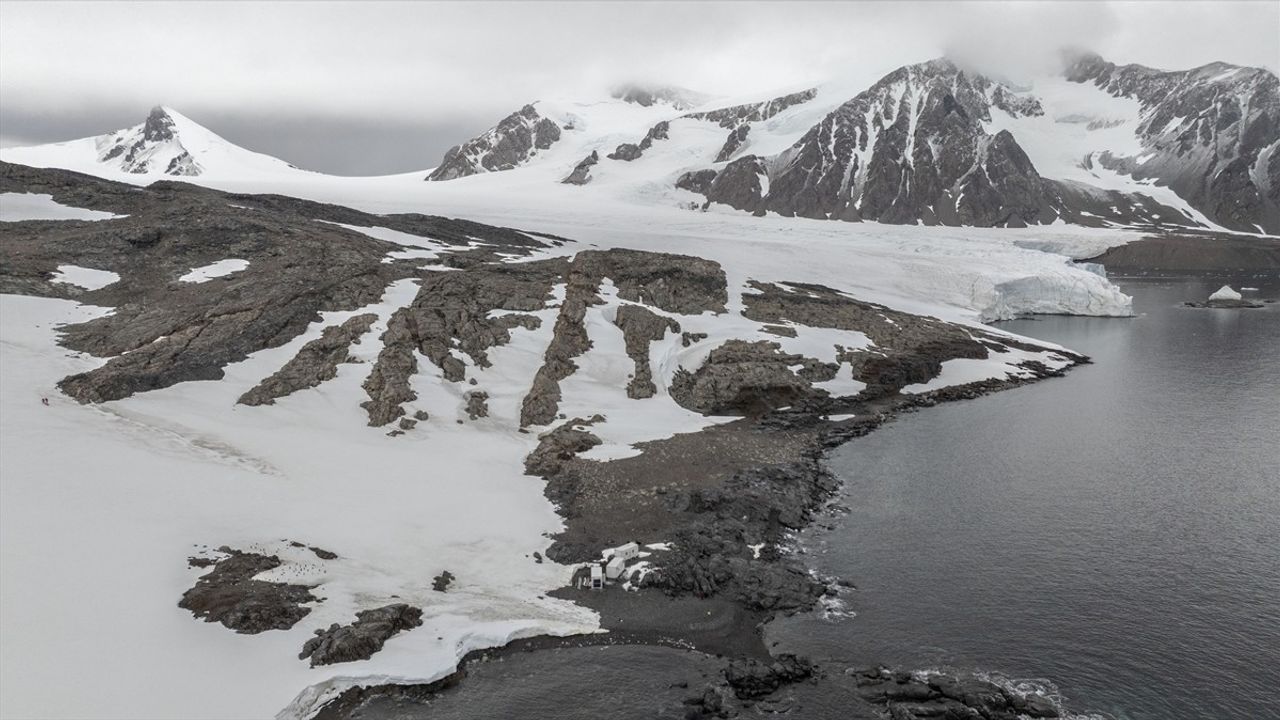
426,103,562,181
142,106,179,143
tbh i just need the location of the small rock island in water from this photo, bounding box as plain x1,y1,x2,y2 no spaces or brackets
1185,285,1266,309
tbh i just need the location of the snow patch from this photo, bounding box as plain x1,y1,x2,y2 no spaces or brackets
179,259,250,283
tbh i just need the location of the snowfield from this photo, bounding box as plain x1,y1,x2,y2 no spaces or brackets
0,192,124,222
178,258,251,283
0,94,1151,720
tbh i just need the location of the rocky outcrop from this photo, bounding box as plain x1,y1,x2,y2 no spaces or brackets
298,604,423,667
607,121,670,161
363,260,562,425
524,417,603,476
762,59,1052,225
724,655,814,699
239,314,377,406
715,123,750,163
465,390,490,419
1064,51,1280,233
685,88,818,128
0,163,564,407
520,263,599,427
855,668,1060,719
612,304,680,398
426,104,561,181
561,150,598,185
676,169,718,195
607,143,642,162
179,549,316,634
704,156,768,214
98,106,204,176
520,249,727,425
741,281,998,396
670,340,837,415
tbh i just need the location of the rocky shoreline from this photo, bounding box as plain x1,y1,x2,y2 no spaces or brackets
318,358,1086,719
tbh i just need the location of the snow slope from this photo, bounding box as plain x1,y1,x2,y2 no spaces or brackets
1,107,310,182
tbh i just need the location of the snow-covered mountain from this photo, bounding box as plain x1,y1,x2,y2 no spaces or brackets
1061,51,1280,234
1,106,307,181
2,53,1275,234
423,54,1278,234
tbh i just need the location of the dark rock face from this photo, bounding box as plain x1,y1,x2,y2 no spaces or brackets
561,150,599,185
238,313,377,406
607,143,642,161
704,156,768,214
724,655,814,699
607,121,671,162
178,549,316,634
524,418,603,476
676,169,718,195
1065,51,1280,233
520,249,727,426
432,571,456,592
715,123,750,163
686,88,818,128
426,104,561,181
670,340,836,415
465,390,490,419
759,59,1052,226
741,281,997,397
612,304,680,399
363,260,562,426
96,107,204,176
299,604,423,667
855,668,1060,719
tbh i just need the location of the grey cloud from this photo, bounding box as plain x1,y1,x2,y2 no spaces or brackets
0,1,1275,175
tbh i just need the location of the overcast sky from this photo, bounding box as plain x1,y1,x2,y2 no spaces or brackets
1,1,1275,175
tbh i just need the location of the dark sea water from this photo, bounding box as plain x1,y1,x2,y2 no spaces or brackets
769,275,1280,720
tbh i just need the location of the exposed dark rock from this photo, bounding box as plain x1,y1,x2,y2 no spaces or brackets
299,604,423,667
685,88,818,128
855,668,1060,719
608,143,642,161
0,163,558,406
524,418,603,476
682,331,708,347
398,417,417,430
715,124,750,163
465,390,490,419
238,313,377,406
669,339,837,415
608,121,670,161
432,571,456,592
705,156,768,214
520,249,726,425
612,304,680,398
741,281,993,396
178,549,316,634
561,150,599,185
724,655,813,699
676,169,718,195
1064,50,1280,233
364,259,564,426
427,104,561,181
